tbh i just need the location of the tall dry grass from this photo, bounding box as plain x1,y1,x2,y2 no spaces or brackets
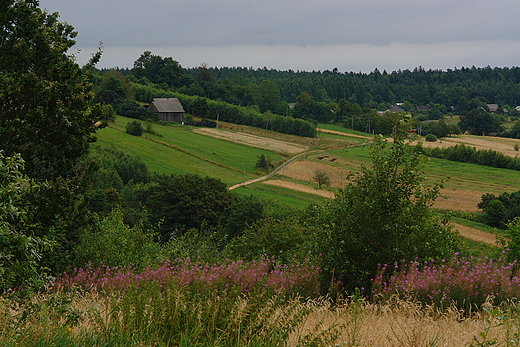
2,291,520,346
293,297,519,347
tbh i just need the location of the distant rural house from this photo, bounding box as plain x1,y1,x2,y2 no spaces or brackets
487,104,499,113
148,98,185,123
386,104,406,113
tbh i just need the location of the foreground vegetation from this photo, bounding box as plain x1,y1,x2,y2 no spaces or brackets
7,1,520,345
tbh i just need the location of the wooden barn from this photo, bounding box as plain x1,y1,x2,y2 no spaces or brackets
148,98,185,123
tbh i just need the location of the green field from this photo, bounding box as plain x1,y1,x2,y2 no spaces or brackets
317,145,520,193
95,118,520,212
96,117,285,185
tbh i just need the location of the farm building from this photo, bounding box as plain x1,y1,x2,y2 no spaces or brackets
148,98,185,123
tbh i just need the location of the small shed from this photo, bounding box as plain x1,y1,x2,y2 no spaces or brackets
148,98,185,123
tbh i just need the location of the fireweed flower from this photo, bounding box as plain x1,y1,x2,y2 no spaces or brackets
52,257,321,297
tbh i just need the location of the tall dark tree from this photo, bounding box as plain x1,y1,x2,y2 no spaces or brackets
458,108,502,135
132,51,192,88
0,0,104,273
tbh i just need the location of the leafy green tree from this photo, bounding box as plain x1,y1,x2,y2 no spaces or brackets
218,195,264,239
254,154,274,172
95,75,128,105
126,120,144,136
252,80,283,113
0,0,105,274
0,0,103,180
311,117,458,294
74,209,160,269
224,217,311,264
458,108,502,135
132,174,235,240
0,152,53,294
132,51,192,88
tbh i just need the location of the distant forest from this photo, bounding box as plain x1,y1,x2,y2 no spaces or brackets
111,61,520,112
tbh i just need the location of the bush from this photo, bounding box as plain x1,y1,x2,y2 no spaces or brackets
425,134,437,142
312,117,458,294
126,120,143,136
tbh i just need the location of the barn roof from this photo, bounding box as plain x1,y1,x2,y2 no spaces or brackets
150,98,185,113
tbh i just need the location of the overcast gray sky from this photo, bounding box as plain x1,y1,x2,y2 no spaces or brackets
39,0,520,73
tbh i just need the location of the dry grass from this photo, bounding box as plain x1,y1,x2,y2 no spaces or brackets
289,298,515,347
435,189,487,213
8,292,518,347
192,127,308,155
263,179,335,198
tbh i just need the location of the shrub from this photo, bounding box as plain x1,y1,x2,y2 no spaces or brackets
125,120,143,136
425,134,437,142
312,117,458,294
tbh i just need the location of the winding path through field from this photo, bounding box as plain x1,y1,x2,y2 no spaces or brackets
228,150,323,190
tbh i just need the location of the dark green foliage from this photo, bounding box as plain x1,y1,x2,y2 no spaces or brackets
132,51,192,88
425,134,438,142
421,119,460,138
74,209,160,269
95,75,127,105
116,99,156,120
254,154,274,172
459,108,503,135
478,191,520,228
0,0,107,279
252,80,284,113
130,174,235,240
0,0,103,180
203,66,520,112
311,118,458,294
85,146,150,219
218,195,264,239
0,152,53,294
126,120,144,136
505,218,520,263
225,217,311,264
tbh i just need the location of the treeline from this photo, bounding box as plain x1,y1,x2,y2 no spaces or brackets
202,66,520,112
98,53,520,141
130,83,316,137
418,143,520,171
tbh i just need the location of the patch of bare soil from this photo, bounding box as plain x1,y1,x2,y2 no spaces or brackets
192,128,307,155
263,179,335,198
280,160,350,189
452,222,497,246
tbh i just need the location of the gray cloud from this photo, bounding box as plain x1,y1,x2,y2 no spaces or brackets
39,0,520,71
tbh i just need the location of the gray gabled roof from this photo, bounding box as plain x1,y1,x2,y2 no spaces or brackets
150,98,185,113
